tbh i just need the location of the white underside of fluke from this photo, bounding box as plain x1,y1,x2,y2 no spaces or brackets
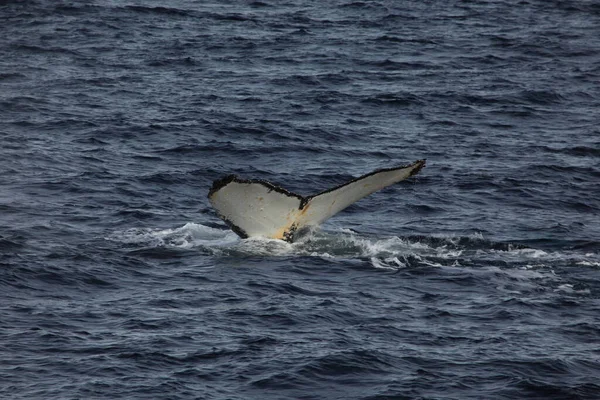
208,159,425,242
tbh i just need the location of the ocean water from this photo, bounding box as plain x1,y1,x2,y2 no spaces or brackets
1,0,600,399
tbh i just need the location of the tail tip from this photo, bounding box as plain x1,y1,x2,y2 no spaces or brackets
409,159,426,176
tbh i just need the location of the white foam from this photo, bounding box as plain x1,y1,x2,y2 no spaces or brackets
347,235,459,260
107,222,239,249
555,284,591,295
577,260,600,267
236,237,294,256
107,223,600,281
507,248,549,258
370,256,408,270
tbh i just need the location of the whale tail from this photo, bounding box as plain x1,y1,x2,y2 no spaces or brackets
208,159,425,242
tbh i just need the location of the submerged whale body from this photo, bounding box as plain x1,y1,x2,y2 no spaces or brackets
208,159,426,242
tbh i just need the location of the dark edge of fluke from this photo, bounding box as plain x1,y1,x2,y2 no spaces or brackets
208,174,305,202
302,159,426,206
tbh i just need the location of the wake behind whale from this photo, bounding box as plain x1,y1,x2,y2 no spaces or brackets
208,160,426,242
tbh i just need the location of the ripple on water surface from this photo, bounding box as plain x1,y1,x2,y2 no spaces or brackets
2,0,600,398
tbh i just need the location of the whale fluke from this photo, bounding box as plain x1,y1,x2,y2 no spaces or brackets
208,159,425,242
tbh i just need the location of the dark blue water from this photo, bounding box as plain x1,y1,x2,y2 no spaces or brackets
2,1,600,398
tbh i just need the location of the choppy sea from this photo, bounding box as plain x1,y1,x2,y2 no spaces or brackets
1,0,600,399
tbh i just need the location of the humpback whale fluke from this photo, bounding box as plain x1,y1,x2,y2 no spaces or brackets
208,159,426,242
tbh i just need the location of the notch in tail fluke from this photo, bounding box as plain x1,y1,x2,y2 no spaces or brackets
208,159,425,242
